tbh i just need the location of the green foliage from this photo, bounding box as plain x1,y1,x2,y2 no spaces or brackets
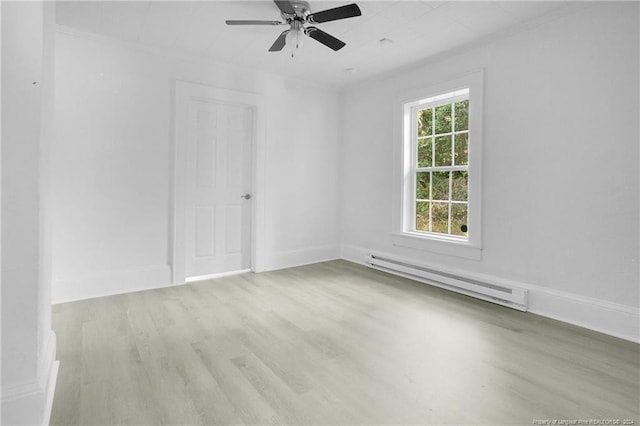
414,98,469,238
417,137,432,167
418,108,433,137
416,172,430,200
434,136,452,167
451,204,468,236
452,171,468,201
454,100,469,131
454,133,468,166
416,200,468,236
434,104,452,134
416,201,429,231
432,171,449,201
431,202,448,233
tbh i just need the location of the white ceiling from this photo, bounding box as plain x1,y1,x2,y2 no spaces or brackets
56,0,573,89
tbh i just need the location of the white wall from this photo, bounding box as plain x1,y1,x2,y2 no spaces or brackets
52,28,342,302
1,2,59,424
340,3,639,341
52,3,639,342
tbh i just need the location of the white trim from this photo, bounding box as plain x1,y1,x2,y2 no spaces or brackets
172,81,267,286
0,3,3,424
340,244,640,343
43,361,60,426
525,282,640,343
407,90,469,110
340,244,371,265
1,332,59,426
52,264,172,304
265,245,340,272
393,69,484,260
1,382,47,426
392,232,481,260
186,269,251,283
37,331,57,391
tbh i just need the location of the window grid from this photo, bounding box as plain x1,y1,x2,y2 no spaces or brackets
412,96,469,238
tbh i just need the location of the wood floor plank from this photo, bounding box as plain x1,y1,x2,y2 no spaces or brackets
51,260,640,425
231,352,319,424
192,339,284,425
170,342,242,426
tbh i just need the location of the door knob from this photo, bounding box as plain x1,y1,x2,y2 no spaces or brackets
241,194,251,200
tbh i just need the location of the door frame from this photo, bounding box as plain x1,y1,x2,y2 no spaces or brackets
171,81,266,284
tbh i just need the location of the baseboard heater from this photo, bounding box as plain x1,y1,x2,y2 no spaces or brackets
367,254,528,311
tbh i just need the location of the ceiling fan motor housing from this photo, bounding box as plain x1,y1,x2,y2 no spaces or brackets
282,1,311,21
226,1,362,52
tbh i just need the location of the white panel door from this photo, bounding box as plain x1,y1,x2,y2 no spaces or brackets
185,100,252,278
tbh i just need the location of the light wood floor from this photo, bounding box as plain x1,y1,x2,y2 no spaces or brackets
51,260,639,425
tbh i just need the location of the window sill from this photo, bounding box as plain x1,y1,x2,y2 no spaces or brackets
392,232,482,260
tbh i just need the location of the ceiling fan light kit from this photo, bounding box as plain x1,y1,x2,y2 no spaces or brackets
225,0,361,56
285,20,305,55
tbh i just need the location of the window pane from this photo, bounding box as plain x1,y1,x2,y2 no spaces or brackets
434,136,452,167
452,171,468,201
418,108,433,137
434,103,452,134
416,201,430,231
431,202,449,234
417,137,433,167
454,100,469,131
432,171,449,201
454,133,468,166
416,172,430,200
451,203,468,236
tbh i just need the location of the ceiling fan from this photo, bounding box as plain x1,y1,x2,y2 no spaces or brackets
225,0,362,55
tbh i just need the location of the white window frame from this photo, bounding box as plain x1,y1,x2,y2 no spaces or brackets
392,70,484,260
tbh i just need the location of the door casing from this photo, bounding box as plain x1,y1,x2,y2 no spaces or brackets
171,81,266,284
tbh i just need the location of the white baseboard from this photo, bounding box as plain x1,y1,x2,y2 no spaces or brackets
52,264,172,304
40,331,59,425
265,244,340,272
186,269,251,282
525,284,640,343
43,361,60,426
340,244,640,343
341,244,372,265
2,383,46,426
2,332,59,426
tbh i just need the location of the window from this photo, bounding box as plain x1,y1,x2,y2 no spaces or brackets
393,71,483,259
414,90,469,238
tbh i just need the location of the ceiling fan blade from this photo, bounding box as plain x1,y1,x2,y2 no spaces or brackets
273,0,296,15
226,20,284,25
307,3,361,24
305,27,346,51
269,30,289,51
